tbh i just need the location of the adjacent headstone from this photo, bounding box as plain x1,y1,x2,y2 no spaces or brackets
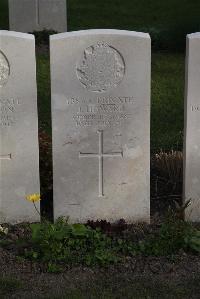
0,31,40,223
184,33,200,222
9,0,67,33
51,29,151,223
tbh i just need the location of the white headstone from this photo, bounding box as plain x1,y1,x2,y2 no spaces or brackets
0,31,40,224
9,0,67,33
51,29,151,223
184,32,200,222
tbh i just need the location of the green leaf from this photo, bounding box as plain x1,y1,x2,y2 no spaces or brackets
71,224,88,237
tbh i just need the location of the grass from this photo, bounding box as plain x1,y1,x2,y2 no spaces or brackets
151,53,185,150
1,0,200,50
68,0,200,51
2,0,200,31
68,0,200,30
0,0,8,29
36,54,51,134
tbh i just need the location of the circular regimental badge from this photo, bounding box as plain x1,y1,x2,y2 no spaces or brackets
76,42,125,92
0,51,10,87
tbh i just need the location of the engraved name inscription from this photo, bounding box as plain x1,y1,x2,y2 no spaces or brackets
76,42,125,92
66,96,134,128
0,51,10,87
0,98,21,127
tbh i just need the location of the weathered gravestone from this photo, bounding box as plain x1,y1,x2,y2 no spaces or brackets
51,29,150,223
9,0,67,33
0,31,40,223
184,32,200,222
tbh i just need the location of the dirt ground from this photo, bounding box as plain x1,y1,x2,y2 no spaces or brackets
0,244,199,299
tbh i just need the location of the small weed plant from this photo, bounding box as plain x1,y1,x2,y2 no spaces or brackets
140,213,200,256
154,150,183,185
25,219,123,268
20,214,200,271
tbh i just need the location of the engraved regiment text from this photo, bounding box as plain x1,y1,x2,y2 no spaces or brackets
66,96,135,128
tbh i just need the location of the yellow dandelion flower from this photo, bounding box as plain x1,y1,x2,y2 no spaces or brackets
26,193,41,203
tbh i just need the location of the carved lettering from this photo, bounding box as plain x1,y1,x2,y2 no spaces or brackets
66,96,135,105
66,96,134,128
191,105,200,112
0,98,21,127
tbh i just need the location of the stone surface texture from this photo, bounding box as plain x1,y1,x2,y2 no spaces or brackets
9,0,67,33
51,29,150,223
184,32,200,222
0,31,40,224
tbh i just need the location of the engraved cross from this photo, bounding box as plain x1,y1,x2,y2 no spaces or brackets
0,154,12,160
35,0,40,26
79,130,123,197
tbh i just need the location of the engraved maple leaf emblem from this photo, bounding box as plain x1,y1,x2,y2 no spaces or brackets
76,42,125,92
0,51,10,87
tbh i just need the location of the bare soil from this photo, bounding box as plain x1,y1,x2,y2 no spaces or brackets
0,245,199,298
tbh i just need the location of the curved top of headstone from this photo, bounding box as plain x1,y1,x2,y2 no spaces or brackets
50,29,150,41
0,30,34,40
50,29,150,93
0,31,35,88
187,32,200,39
